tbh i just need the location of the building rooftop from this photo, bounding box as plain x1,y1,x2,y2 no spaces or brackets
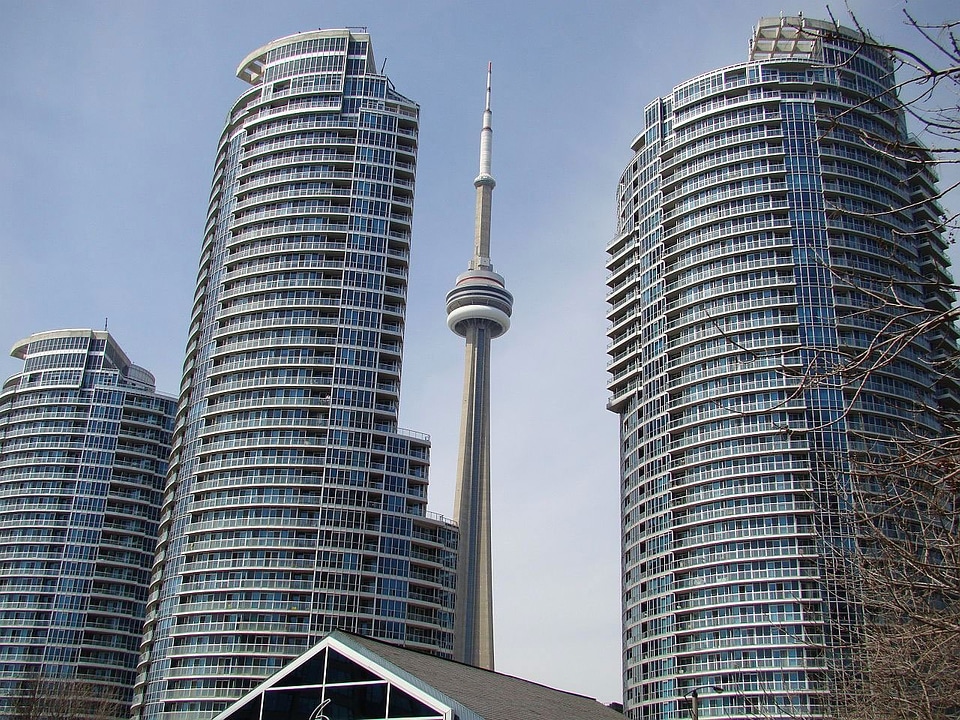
214,630,622,720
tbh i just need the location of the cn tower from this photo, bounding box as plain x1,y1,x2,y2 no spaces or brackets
445,64,513,670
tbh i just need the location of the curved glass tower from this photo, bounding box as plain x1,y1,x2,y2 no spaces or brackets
0,329,175,717
607,17,955,720
133,30,457,720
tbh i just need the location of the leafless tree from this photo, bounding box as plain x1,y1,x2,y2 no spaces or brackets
824,6,960,237
8,674,126,720
804,10,960,719
709,8,960,719
827,431,960,720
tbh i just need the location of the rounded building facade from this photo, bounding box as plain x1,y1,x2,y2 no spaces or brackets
0,329,175,717
607,17,954,720
133,30,457,720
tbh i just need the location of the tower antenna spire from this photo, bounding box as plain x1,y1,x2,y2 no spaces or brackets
485,62,492,111
479,63,492,177
472,62,496,270
445,63,514,670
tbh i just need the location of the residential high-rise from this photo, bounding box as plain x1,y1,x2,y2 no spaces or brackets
133,30,457,720
0,329,175,717
445,65,513,670
607,17,955,720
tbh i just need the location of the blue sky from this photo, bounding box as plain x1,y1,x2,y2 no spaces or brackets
1,0,956,704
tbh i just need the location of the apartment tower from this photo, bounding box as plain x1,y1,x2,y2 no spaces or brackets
445,65,513,670
133,30,457,720
607,17,954,720
0,329,175,717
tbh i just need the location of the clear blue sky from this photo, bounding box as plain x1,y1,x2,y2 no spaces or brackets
1,0,955,704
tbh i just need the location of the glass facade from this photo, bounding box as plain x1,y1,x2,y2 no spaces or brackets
607,17,956,720
211,639,448,720
0,329,175,717
132,30,457,720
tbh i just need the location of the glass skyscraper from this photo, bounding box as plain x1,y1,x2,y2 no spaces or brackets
0,329,175,717
133,29,457,720
607,17,955,720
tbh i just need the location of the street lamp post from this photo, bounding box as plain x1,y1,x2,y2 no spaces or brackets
684,685,723,720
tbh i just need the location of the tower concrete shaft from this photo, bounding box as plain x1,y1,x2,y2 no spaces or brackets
445,64,513,670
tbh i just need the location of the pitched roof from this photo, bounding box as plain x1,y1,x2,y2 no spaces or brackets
213,630,622,720
339,632,622,720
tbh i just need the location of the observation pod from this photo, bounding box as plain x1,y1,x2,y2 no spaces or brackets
445,269,513,338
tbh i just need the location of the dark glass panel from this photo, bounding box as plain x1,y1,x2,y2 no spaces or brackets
276,647,327,687
387,686,440,718
326,682,387,720
325,648,379,683
263,687,325,720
